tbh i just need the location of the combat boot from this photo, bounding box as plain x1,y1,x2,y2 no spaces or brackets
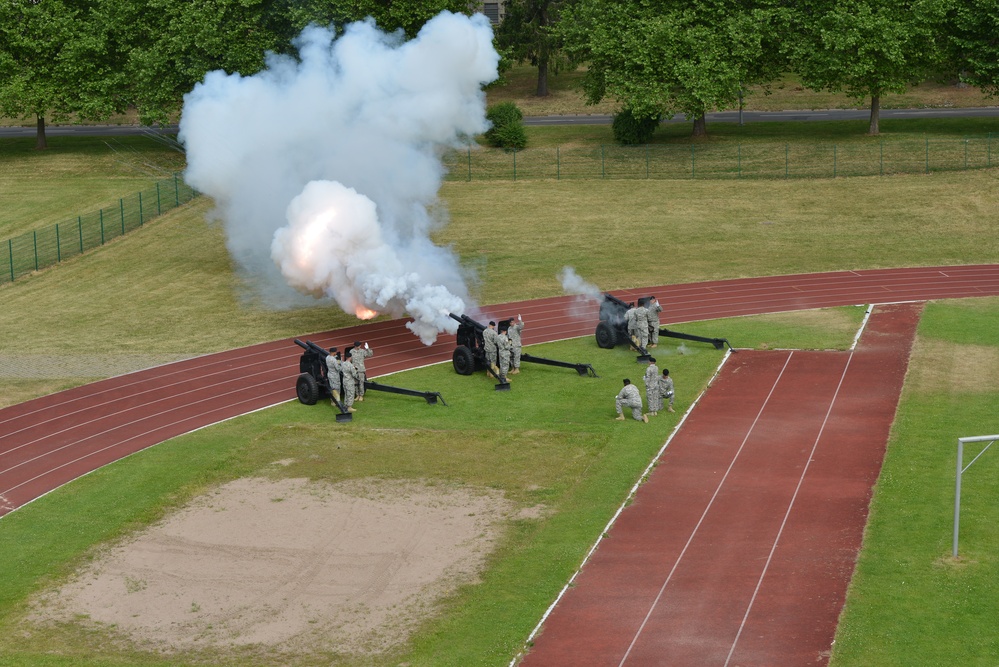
332,390,340,402
615,414,625,421
347,406,357,413
642,414,649,423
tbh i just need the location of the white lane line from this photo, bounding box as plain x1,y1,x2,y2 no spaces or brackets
724,349,855,665
619,350,796,667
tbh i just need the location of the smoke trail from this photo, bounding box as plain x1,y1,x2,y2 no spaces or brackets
178,12,499,344
558,266,602,299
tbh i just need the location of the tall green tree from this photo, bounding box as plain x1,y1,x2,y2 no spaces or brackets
0,0,126,148
287,0,471,37
789,0,949,135
944,0,999,96
496,0,573,97
560,0,785,137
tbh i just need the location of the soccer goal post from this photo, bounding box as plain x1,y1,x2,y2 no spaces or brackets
952,434,998,558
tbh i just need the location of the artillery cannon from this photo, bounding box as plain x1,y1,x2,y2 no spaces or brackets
448,313,597,390
595,294,731,361
293,339,446,420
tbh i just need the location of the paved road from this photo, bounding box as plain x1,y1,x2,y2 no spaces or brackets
1,107,997,138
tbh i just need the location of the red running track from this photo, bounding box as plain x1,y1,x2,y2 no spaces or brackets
519,302,923,666
2,264,998,520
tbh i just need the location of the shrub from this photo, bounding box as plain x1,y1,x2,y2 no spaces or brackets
485,101,527,151
612,108,661,145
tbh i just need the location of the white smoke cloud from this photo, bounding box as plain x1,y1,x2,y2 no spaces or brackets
558,266,602,299
178,12,499,344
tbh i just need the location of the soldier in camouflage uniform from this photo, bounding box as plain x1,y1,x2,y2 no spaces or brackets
615,379,647,422
340,356,359,412
625,303,638,345
643,357,663,416
496,323,513,381
325,348,342,404
507,314,525,374
483,321,500,376
648,297,663,347
349,341,373,401
661,368,676,413
634,301,650,350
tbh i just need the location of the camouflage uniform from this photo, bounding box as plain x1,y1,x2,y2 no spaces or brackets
644,362,663,414
350,344,373,399
325,353,342,402
496,331,513,379
648,299,663,347
634,305,650,349
615,382,645,421
483,323,499,374
625,305,637,341
340,359,359,411
508,317,524,373
660,372,675,412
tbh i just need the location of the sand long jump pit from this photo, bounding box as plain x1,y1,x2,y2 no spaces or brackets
30,475,514,658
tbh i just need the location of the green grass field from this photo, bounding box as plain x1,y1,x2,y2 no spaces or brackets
0,89,997,664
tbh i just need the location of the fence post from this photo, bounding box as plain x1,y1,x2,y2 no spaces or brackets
8,239,13,282
139,192,144,225
557,146,560,180
33,230,38,271
467,146,471,181
120,198,125,234
78,216,83,253
156,182,162,214
174,173,180,206
100,209,105,245
56,224,61,263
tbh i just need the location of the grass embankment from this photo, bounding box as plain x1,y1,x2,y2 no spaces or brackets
0,313,863,667
0,135,185,239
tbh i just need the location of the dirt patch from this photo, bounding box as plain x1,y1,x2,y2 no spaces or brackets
30,477,513,657
906,338,999,395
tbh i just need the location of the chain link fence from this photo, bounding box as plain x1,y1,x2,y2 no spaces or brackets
443,134,996,181
2,173,197,285
2,135,994,285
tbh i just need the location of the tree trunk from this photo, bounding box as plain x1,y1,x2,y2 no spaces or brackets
35,114,48,150
692,113,707,137
536,57,549,97
868,95,880,136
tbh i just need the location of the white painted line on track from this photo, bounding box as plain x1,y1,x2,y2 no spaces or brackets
510,348,735,667
723,350,856,665
619,350,796,666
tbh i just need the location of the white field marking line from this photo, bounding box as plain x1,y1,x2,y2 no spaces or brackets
0,385,292,499
0,372,291,478
724,350,855,666
851,305,874,350
509,348,736,667
618,350,796,667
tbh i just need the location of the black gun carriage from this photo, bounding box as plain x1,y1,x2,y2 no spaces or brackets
448,313,597,391
595,294,731,361
294,339,446,422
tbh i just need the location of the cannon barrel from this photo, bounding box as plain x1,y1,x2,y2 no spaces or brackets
659,328,732,351
603,292,630,309
448,312,486,331
294,338,330,356
520,353,598,377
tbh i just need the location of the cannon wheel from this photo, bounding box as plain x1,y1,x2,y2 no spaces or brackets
296,373,319,405
595,321,617,349
452,345,475,375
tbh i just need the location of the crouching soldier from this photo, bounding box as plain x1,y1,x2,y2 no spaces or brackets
615,379,648,423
